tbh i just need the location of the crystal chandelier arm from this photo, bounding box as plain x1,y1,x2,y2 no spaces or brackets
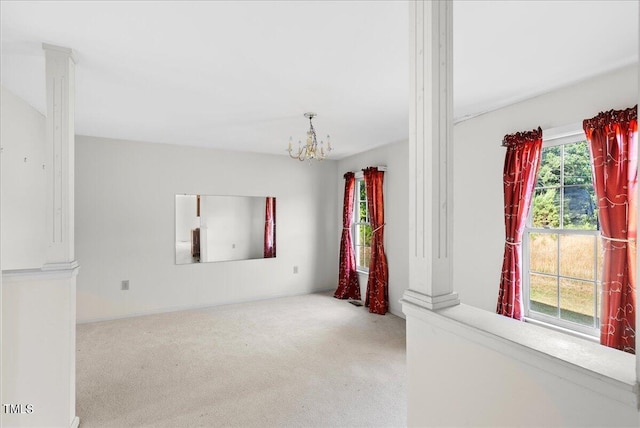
287,138,306,161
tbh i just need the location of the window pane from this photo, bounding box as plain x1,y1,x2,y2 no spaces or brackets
596,280,602,329
355,224,371,269
529,233,557,275
563,186,597,230
560,278,595,327
529,274,558,317
596,241,603,328
357,246,368,268
359,202,367,222
596,238,604,282
358,225,368,246
363,224,372,247
536,146,561,188
563,141,591,186
532,188,560,228
559,234,596,280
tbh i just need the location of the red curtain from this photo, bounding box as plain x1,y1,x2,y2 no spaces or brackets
364,167,388,315
584,106,637,354
263,197,276,258
334,172,361,300
497,128,543,320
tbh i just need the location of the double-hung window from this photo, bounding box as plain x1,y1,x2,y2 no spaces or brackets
353,177,372,272
523,128,601,337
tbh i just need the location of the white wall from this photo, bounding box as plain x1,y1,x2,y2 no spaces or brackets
75,136,340,322
0,86,47,270
337,140,409,317
453,64,639,312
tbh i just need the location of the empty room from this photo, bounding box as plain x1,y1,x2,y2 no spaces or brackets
1,1,640,427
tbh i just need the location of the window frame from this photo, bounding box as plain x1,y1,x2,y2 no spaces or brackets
522,124,601,339
353,174,371,273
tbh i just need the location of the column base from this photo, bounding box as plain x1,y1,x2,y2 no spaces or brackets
401,288,460,311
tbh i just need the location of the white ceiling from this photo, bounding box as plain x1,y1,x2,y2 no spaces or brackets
1,1,638,159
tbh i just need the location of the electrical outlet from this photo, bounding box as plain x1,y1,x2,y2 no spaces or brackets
293,266,299,274
121,280,130,291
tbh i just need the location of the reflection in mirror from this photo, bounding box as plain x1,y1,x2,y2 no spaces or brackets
175,195,276,264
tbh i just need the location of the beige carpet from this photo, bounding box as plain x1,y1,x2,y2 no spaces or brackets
76,292,407,427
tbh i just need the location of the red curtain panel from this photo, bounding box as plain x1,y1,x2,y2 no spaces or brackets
497,128,543,320
263,197,276,258
584,106,637,354
364,167,389,315
334,172,361,300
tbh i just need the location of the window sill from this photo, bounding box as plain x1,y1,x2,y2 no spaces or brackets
523,316,599,343
401,299,638,407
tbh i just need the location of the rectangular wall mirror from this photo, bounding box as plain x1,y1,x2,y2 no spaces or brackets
175,194,276,264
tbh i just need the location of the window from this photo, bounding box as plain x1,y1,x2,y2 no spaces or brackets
524,132,601,337
353,177,372,272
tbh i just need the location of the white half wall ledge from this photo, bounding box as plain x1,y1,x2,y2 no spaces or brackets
2,266,79,428
2,265,79,282
401,299,638,408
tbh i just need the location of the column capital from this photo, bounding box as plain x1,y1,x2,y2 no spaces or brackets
42,43,78,63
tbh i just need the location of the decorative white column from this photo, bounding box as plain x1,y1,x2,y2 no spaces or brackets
402,0,459,310
42,42,79,428
43,43,78,270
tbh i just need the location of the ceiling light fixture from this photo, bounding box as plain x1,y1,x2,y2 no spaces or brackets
287,112,332,162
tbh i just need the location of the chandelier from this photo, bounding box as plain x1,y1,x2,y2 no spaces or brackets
287,112,332,162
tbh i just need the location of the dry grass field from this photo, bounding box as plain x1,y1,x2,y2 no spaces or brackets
529,233,602,325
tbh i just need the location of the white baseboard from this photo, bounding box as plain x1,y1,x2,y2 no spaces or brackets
70,416,80,428
77,288,336,324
